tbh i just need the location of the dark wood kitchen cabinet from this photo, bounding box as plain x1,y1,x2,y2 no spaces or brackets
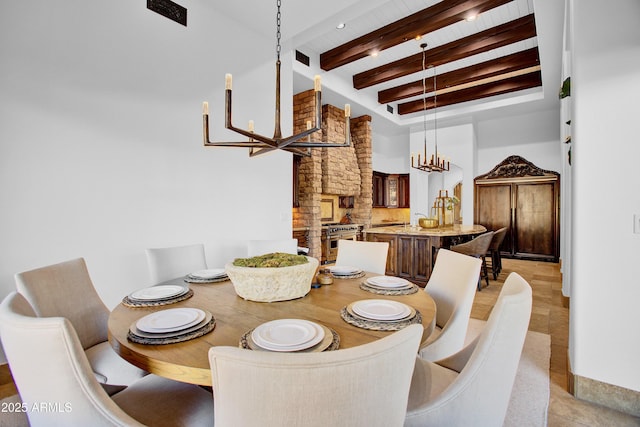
372,172,409,208
397,174,410,208
474,156,560,262
372,171,386,207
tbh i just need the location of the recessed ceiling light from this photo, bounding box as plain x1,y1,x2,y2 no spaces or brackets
370,50,379,58
465,14,477,22
415,35,422,41
336,22,346,29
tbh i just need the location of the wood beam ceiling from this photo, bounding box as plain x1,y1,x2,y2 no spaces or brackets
319,0,513,71
317,1,542,114
353,14,537,90
397,70,542,115
378,47,540,104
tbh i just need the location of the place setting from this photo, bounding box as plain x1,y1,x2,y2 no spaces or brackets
328,265,365,279
122,284,193,307
340,299,422,331
240,318,339,352
359,275,419,295
184,268,229,284
127,307,216,345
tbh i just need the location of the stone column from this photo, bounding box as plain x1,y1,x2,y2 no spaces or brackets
293,90,323,260
351,115,373,228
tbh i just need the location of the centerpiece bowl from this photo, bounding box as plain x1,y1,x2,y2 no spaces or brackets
418,217,439,229
225,253,319,302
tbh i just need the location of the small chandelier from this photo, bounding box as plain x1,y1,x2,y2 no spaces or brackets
411,43,449,173
202,0,351,157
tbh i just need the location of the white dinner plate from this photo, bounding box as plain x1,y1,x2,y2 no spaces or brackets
129,285,188,301
188,268,226,279
366,276,411,288
136,308,206,333
351,300,412,321
329,265,361,275
251,319,325,351
364,281,414,291
130,311,213,339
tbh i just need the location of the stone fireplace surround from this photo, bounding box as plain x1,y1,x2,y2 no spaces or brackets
292,90,373,260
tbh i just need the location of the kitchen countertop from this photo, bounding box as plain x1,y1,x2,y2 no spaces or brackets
363,224,487,236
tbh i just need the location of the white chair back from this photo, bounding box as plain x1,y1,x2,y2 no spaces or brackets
420,249,481,361
247,238,298,256
0,292,144,426
0,292,215,427
406,272,532,427
145,243,207,284
335,239,389,275
209,323,423,427
14,257,108,350
15,257,147,389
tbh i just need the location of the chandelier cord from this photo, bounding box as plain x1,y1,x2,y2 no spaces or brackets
433,62,438,159
422,44,427,152
276,0,282,61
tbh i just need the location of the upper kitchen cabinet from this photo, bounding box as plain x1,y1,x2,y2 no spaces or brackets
372,171,386,207
372,172,410,208
474,156,560,262
397,174,410,208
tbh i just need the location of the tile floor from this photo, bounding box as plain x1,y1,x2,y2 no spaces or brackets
475,258,640,426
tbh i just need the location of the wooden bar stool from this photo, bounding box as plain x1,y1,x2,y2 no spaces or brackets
449,231,495,290
486,227,508,280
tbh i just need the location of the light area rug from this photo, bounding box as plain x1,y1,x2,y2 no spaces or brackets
466,318,551,427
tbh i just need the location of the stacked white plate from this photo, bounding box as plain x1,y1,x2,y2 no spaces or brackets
131,308,211,339
251,319,325,352
185,268,228,283
365,276,413,290
329,265,363,277
349,299,414,321
128,284,189,302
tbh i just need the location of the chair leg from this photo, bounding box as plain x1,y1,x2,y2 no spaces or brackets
481,256,489,288
490,251,498,280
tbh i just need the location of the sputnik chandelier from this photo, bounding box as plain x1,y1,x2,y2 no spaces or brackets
202,0,351,157
411,43,450,173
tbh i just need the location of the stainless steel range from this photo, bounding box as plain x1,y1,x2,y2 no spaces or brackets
321,223,360,264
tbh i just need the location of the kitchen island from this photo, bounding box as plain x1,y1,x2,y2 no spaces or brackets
363,224,487,287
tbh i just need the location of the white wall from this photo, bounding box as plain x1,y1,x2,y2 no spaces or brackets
476,109,563,176
570,0,640,392
0,0,294,317
410,123,475,225
372,131,410,173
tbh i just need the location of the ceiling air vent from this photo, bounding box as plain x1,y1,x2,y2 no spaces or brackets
295,50,310,67
387,105,394,114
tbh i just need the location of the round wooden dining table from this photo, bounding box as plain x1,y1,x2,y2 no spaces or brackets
108,272,436,387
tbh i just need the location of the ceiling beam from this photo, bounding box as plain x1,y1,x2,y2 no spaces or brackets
319,0,512,71
397,70,543,115
378,47,540,104
353,14,537,90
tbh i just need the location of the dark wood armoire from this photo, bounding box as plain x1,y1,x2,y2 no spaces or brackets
474,156,560,262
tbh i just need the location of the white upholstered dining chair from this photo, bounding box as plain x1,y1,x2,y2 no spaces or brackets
0,291,214,427
145,243,208,284
209,323,423,427
405,272,532,427
419,249,481,361
14,258,146,392
335,239,389,275
247,238,298,256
